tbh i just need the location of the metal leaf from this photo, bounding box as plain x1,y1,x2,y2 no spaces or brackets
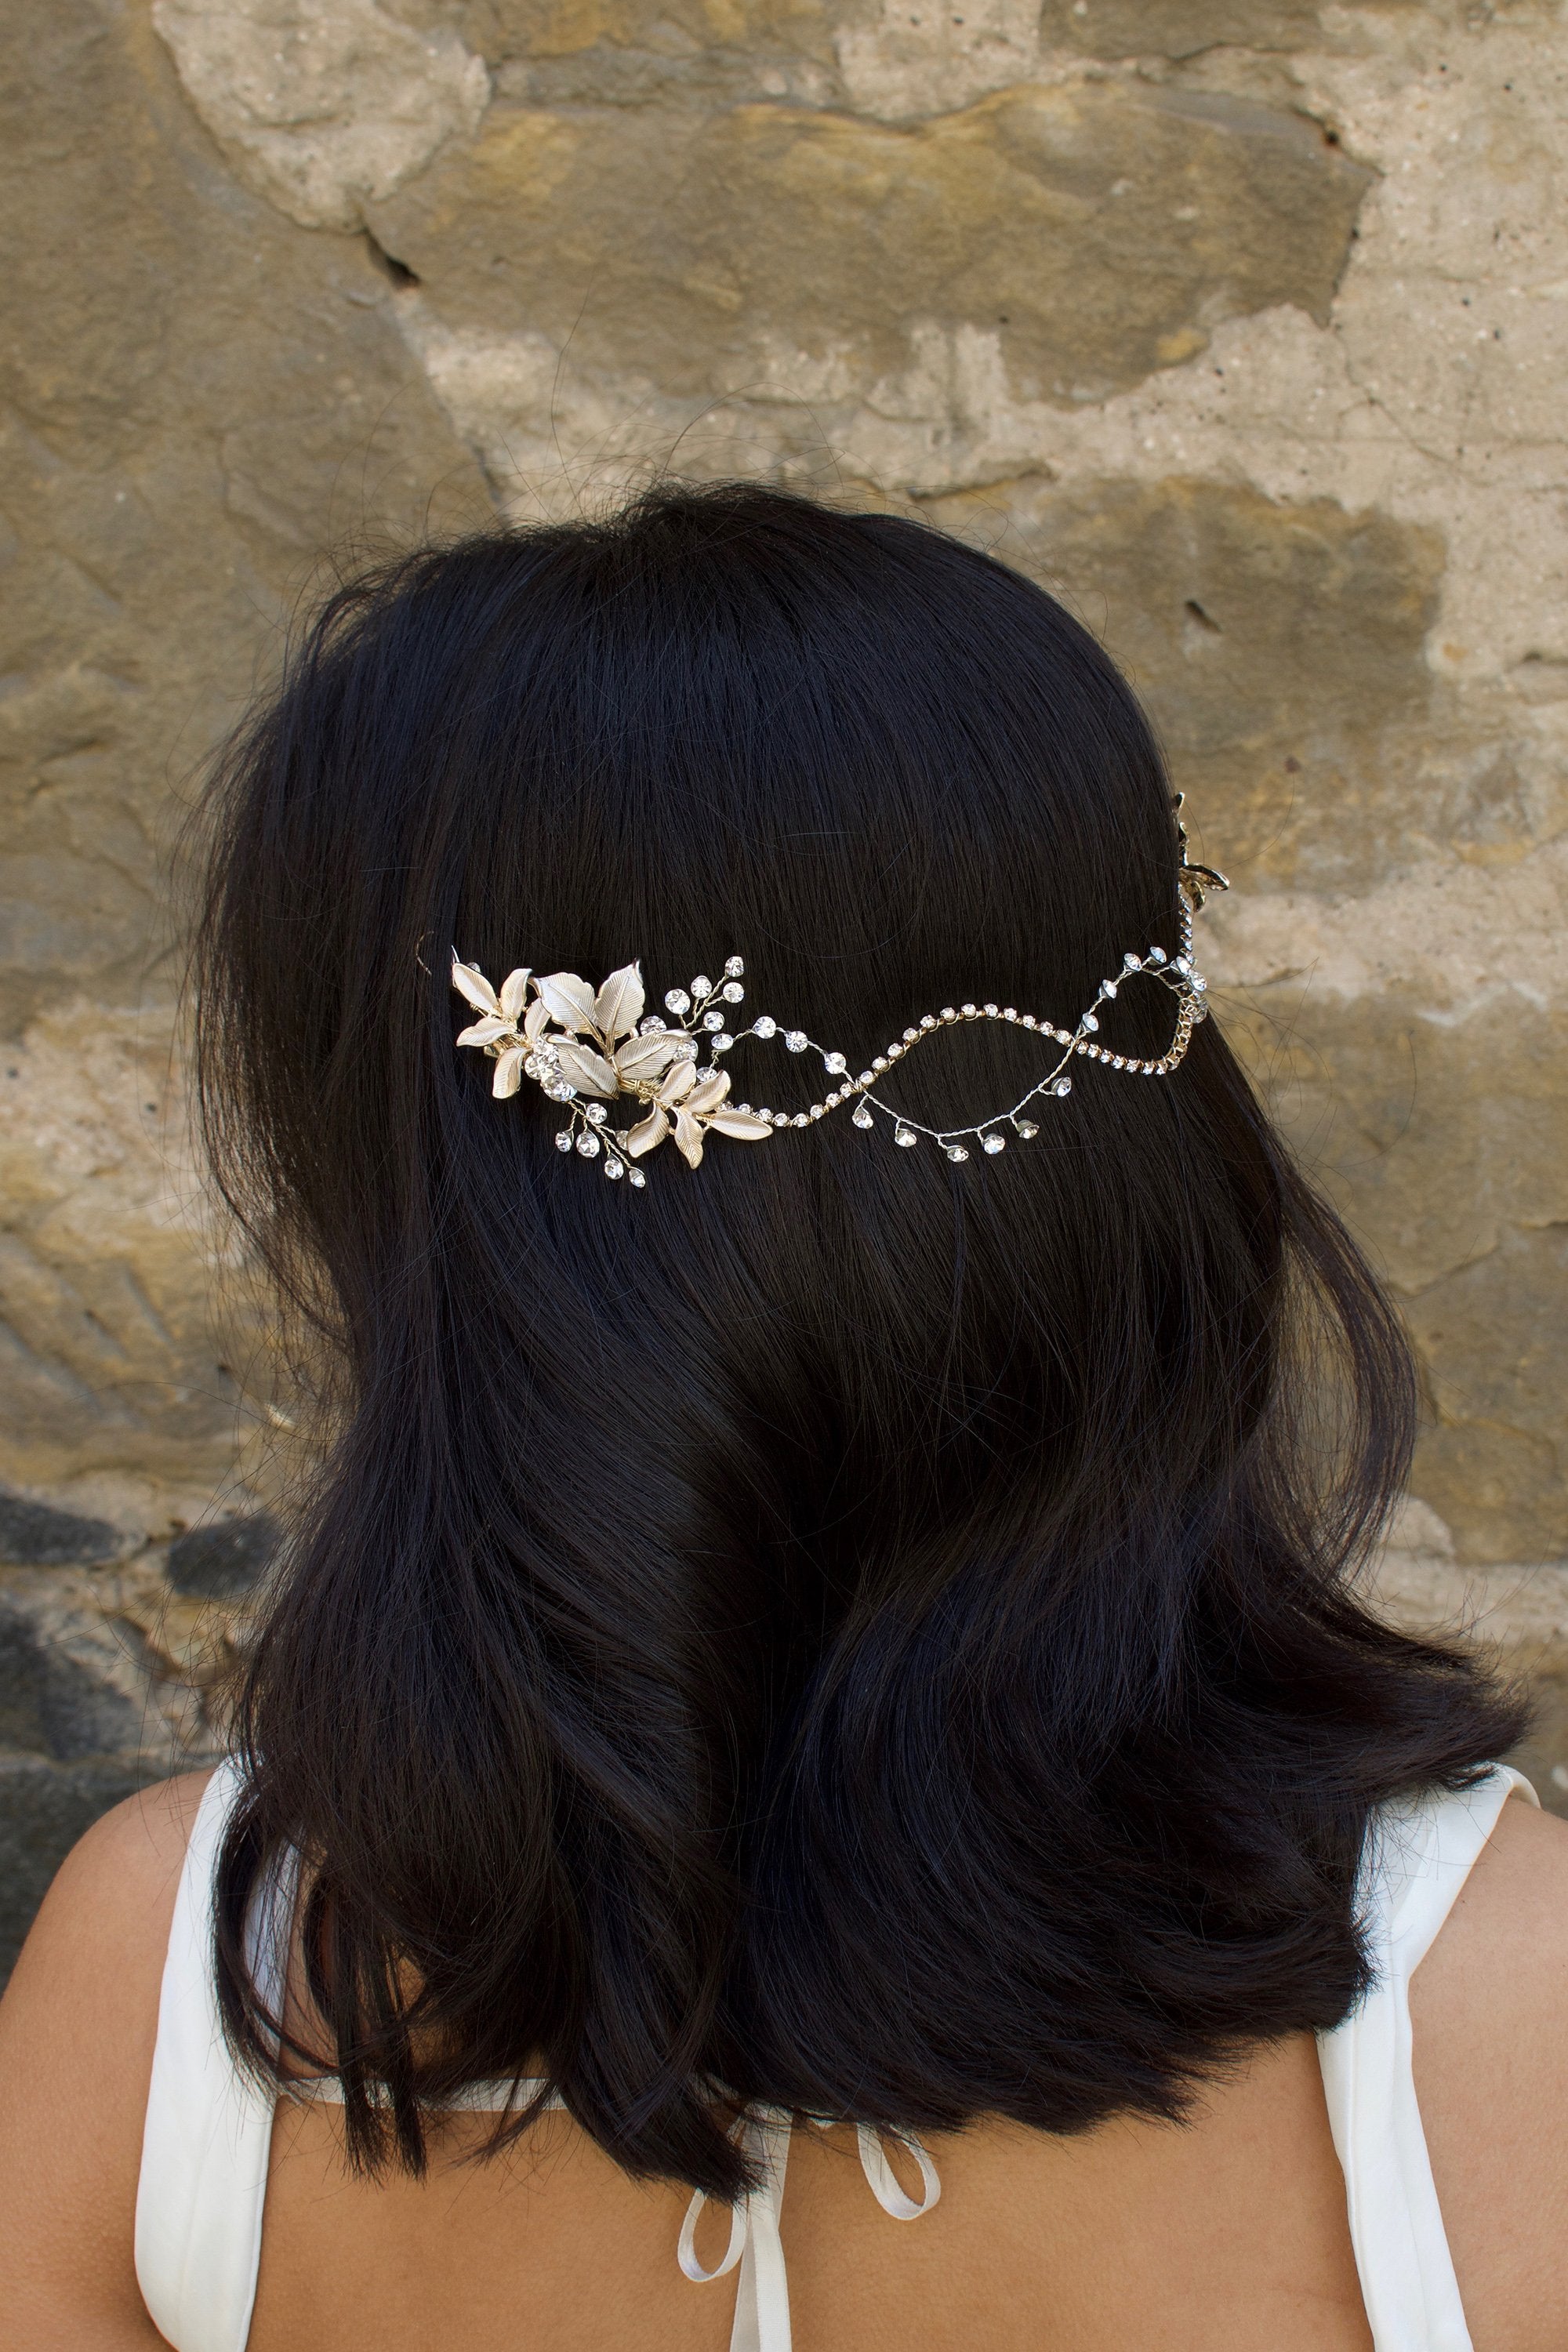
706,1109,775,1142
685,1072,731,1116
615,1031,682,1084
524,997,551,1043
499,967,531,1021
492,1047,525,1098
451,956,499,1014
551,1039,620,1098
455,1016,511,1048
656,1055,699,1105
536,971,597,1032
673,1109,705,1168
593,962,644,1043
625,1105,670,1157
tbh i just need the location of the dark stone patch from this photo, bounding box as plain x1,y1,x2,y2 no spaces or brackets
0,1491,126,1566
0,1755,151,1982
167,1513,281,1603
0,1600,144,1760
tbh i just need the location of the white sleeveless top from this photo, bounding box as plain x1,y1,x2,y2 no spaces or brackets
135,1761,1535,2352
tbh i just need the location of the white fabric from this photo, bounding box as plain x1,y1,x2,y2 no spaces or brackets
136,1759,1533,2352
135,1762,277,2352
1316,1763,1536,2352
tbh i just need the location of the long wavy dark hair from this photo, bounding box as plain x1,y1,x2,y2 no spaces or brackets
194,481,1522,2200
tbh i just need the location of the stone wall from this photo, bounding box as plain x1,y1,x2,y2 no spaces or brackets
3,0,1566,1965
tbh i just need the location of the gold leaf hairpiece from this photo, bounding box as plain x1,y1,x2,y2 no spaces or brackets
453,809,1227,1186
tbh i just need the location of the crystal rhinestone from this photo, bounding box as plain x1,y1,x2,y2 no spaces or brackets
1148,946,1167,964
1022,1014,1037,1029
665,988,691,1015
809,1105,825,1119
753,1014,777,1038
920,1014,937,1030
873,1056,888,1071
1112,1055,1125,1068
1103,978,1118,998
722,981,744,1003
1123,953,1142,971
771,1112,789,1127
887,1042,904,1058
984,1002,998,1017
1015,1120,1039,1139
576,1131,601,1156
586,1102,607,1123
738,1102,753,1114
724,956,745,977
825,1051,847,1073
1173,956,1191,975
691,975,712,997
793,1112,808,1127
982,1132,1005,1153
1082,1012,1099,1033
702,1010,724,1031
895,1125,918,1147
555,1129,574,1152
628,1166,647,1188
961,1003,977,1018
785,1029,808,1052
545,1078,575,1101
941,1007,957,1022
946,1144,969,1162
903,1027,920,1042
1192,974,1208,993
638,1014,664,1036
1003,1007,1018,1021
673,1036,699,1060
1053,1076,1072,1097
712,1033,733,1052
524,1054,543,1080
857,1070,873,1086
852,1103,874,1128
604,1155,624,1178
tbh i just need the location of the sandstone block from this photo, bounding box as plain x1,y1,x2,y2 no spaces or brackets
924,476,1446,892
153,0,492,230
371,82,1370,410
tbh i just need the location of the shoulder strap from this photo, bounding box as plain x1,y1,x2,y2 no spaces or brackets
1317,1766,1537,2352
135,1760,279,2352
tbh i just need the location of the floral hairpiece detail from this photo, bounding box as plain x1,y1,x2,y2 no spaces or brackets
454,801,1228,1186
451,953,772,1184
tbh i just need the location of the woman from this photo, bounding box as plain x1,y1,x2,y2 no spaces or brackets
2,483,1564,2352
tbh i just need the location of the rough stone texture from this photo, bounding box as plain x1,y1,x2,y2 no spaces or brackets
152,0,491,230
4,0,1567,1962
365,88,1370,409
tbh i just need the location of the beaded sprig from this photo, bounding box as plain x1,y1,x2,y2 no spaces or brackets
452,806,1227,1185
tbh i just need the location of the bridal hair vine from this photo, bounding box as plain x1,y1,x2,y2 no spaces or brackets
452,798,1229,1187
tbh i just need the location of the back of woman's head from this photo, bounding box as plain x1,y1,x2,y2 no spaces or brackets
196,481,1521,2197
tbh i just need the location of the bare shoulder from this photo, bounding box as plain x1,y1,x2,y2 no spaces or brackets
0,1770,216,2349
1410,1790,1568,2352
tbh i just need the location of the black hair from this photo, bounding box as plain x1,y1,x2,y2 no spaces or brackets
194,481,1523,2199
